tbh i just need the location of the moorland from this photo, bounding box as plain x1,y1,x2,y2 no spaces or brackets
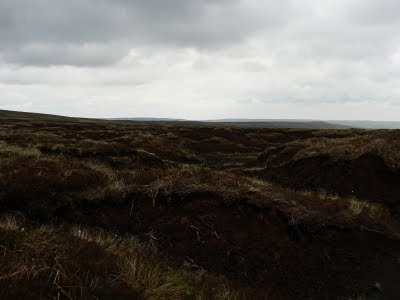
0,109,400,299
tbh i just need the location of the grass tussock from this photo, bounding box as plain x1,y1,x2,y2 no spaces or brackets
71,226,196,299
0,141,42,158
261,130,400,168
139,166,400,234
0,214,244,300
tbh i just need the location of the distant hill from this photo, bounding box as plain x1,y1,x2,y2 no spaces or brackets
206,118,400,129
0,110,345,129
2,109,400,129
329,120,400,129
111,117,185,122
0,109,95,123
202,120,349,129
123,119,350,129
206,118,315,122
111,117,349,129
0,109,72,120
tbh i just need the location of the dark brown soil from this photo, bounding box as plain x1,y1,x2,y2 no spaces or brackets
257,152,400,208
61,195,400,300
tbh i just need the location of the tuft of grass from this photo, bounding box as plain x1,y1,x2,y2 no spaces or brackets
85,160,130,193
347,197,388,219
72,226,197,299
0,213,24,231
0,141,41,158
0,215,245,299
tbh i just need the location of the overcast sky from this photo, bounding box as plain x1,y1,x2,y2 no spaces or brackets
1,0,400,120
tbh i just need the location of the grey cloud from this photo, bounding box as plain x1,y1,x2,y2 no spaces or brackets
3,43,128,66
346,0,400,25
0,0,289,66
1,0,398,67
1,0,400,121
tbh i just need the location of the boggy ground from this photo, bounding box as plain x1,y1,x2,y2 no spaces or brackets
256,130,400,210
1,112,400,299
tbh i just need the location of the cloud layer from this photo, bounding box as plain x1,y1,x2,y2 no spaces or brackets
1,0,400,120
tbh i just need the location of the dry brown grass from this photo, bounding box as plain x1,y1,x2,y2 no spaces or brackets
258,129,400,170
291,130,400,167
136,166,400,235
0,214,245,300
71,226,195,299
0,141,42,158
1,135,398,235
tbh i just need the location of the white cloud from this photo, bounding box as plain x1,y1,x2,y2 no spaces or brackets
0,0,399,120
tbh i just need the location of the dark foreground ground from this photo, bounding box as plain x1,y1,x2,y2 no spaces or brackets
1,111,400,299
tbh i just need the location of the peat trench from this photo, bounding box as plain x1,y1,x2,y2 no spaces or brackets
55,194,400,300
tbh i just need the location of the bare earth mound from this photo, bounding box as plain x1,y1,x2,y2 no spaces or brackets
257,130,400,210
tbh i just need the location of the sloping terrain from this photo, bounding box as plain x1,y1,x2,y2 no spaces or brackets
1,109,349,129
256,130,400,210
0,111,400,299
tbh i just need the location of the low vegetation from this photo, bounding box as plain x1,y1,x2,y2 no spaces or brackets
1,110,400,299
0,214,243,299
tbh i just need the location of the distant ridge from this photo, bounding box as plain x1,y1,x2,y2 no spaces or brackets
0,109,74,120
109,117,348,129
197,120,349,129
0,109,94,122
206,118,316,122
2,109,400,129
111,117,185,122
328,120,400,129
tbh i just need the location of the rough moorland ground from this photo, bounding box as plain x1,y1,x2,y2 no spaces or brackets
1,112,400,299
